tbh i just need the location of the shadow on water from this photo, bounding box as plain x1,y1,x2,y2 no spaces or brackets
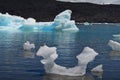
23,51,35,59
91,72,103,79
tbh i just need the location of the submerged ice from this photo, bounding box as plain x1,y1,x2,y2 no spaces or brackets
36,45,98,76
0,10,79,31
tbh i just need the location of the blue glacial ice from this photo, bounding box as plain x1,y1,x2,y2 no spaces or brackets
0,10,79,32
36,45,98,76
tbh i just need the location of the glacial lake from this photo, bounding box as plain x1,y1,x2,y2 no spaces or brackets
0,24,120,80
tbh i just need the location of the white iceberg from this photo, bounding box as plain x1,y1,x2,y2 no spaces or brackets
23,41,35,51
36,45,98,76
0,10,79,32
54,9,79,31
108,40,120,51
91,64,103,72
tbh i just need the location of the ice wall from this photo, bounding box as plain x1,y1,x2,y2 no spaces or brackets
108,40,120,51
0,10,79,31
36,45,98,76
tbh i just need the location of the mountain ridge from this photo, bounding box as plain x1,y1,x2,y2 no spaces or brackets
0,0,120,23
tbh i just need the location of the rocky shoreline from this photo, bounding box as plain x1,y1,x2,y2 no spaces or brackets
0,0,120,23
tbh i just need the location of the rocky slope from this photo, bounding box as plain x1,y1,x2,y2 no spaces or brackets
0,0,120,23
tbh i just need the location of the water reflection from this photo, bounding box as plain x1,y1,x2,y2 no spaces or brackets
109,51,120,60
91,72,103,78
23,51,35,59
44,74,94,80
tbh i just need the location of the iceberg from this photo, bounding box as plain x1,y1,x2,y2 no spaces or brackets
0,10,79,31
23,41,35,51
91,64,103,72
108,40,120,51
36,45,98,76
54,10,79,31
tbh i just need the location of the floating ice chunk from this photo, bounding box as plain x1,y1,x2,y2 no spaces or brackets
83,22,90,26
113,34,120,38
108,40,120,51
0,10,79,32
91,64,103,72
77,47,98,64
76,47,99,75
36,44,57,59
36,45,98,76
54,10,79,31
23,41,35,51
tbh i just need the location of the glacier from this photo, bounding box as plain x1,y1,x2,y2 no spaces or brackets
0,10,79,32
36,44,98,76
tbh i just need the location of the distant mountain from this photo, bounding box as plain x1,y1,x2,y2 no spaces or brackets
0,0,120,23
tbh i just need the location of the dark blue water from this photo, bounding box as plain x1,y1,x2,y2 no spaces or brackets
0,24,120,80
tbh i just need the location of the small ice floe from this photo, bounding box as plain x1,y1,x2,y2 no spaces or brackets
91,64,103,72
108,40,120,51
83,22,90,26
112,34,120,41
23,41,35,51
113,34,120,38
36,44,98,76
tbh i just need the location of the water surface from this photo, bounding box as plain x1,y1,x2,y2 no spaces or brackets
0,24,120,80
